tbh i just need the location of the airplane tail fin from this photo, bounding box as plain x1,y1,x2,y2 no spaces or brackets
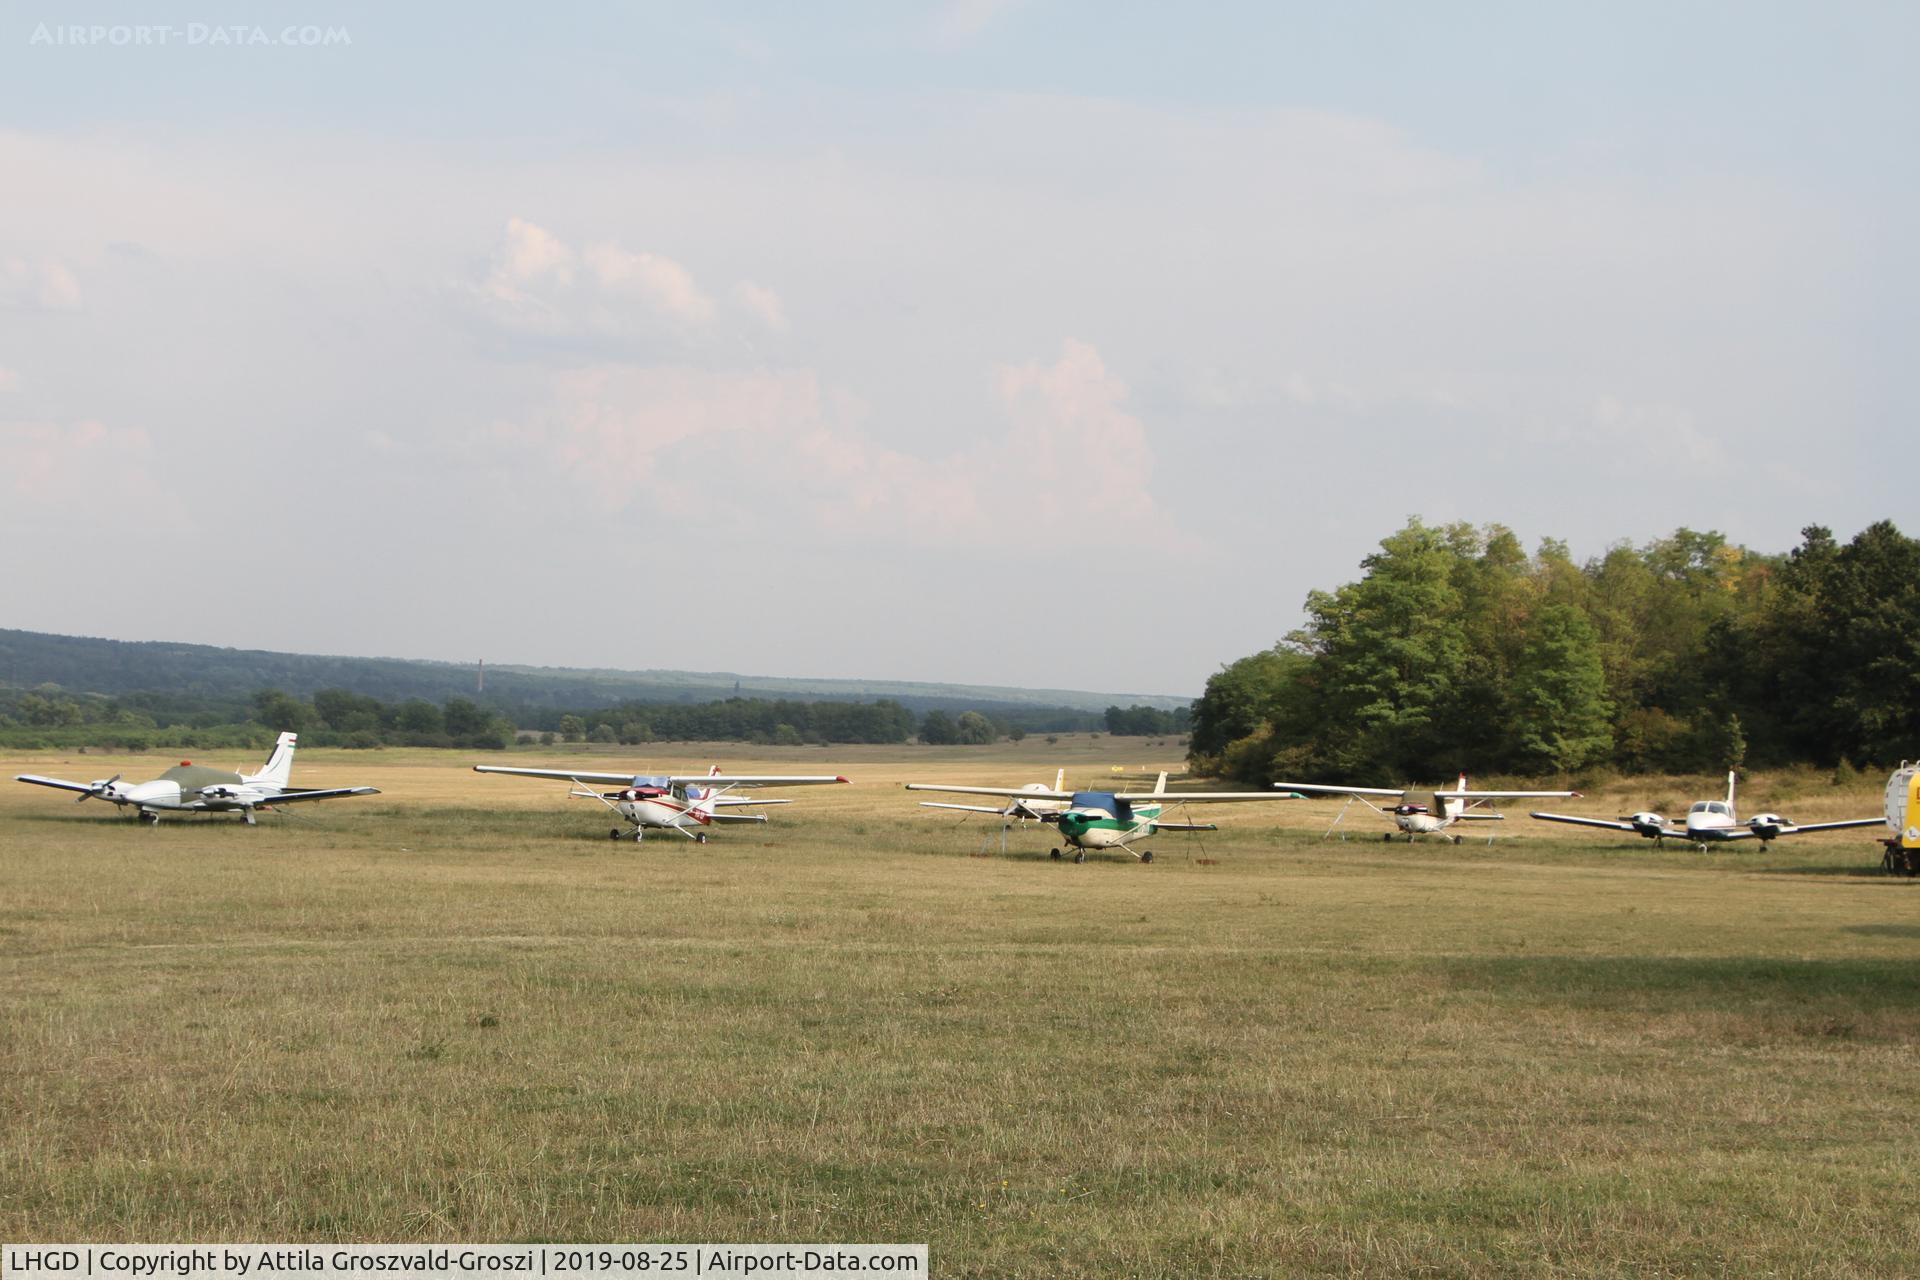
248,732,298,788
709,764,723,777
1727,768,1737,810
1054,768,1065,792
1446,773,1468,818
1153,770,1169,795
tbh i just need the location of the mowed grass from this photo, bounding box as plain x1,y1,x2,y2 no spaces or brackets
2,740,1917,1276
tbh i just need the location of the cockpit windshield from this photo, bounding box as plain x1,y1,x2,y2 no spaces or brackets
1688,801,1731,816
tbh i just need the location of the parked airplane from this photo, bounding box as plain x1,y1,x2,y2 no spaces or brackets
1273,774,1579,843
906,772,1300,862
1881,763,1920,875
1530,770,1881,850
473,763,848,842
13,732,378,824
915,769,1070,823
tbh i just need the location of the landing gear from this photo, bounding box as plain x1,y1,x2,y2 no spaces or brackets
138,811,159,825
1884,843,1918,876
1140,851,1154,864
1450,834,1462,846
1049,848,1062,860
610,828,623,840
694,833,709,845
1382,832,1394,842
1072,850,1085,864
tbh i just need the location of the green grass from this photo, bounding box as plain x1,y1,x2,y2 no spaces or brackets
3,745,1917,1276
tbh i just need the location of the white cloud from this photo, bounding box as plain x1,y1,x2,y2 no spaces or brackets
474,218,715,338
733,280,788,331
0,418,148,497
1,256,81,310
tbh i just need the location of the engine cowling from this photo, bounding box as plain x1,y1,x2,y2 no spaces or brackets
1625,812,1666,836
1747,813,1789,840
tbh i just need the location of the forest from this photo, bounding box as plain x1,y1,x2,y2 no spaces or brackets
1189,520,1920,785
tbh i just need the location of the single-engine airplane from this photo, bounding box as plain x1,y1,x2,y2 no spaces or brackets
13,732,378,824
474,763,848,842
1273,774,1579,843
1530,771,1881,850
906,772,1300,862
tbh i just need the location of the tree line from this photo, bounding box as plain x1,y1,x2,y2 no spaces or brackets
1189,519,1920,785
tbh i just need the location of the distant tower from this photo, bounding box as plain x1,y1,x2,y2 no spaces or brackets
477,659,485,694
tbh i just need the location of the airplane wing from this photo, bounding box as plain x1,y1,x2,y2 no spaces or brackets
1778,817,1884,835
14,774,97,794
1435,789,1580,800
259,786,381,805
1529,811,1685,838
919,801,1020,815
1114,790,1306,804
1271,782,1408,798
673,774,848,788
906,784,1077,802
475,765,651,785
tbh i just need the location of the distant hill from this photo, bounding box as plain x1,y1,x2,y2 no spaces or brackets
0,628,1193,715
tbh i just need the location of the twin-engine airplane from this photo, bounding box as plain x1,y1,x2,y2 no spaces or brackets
906,772,1299,862
13,732,378,824
1273,774,1579,843
1530,771,1881,850
474,764,848,842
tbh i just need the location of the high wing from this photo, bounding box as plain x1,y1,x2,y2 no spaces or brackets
1777,817,1884,835
689,774,848,788
1435,788,1580,800
1529,812,1687,838
1271,782,1408,798
906,784,1077,802
256,786,381,805
1114,790,1305,804
14,774,97,794
476,766,846,787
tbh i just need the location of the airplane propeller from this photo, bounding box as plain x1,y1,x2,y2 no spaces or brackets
76,774,122,803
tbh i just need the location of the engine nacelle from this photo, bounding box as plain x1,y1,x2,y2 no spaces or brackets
1625,812,1666,836
1747,814,1789,839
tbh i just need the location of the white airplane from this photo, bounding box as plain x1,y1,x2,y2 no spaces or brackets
474,763,848,842
13,732,378,825
906,772,1300,863
915,769,1071,823
1530,771,1882,851
1273,774,1579,843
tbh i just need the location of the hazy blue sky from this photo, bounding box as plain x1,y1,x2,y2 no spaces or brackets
2,2,1913,696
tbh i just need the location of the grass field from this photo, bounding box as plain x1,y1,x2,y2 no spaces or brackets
3,739,1917,1276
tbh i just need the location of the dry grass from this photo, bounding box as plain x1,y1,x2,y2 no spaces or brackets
3,740,1917,1276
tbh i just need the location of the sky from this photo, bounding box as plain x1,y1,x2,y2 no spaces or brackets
1,2,1914,697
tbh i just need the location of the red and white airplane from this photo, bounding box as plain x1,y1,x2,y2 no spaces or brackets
473,762,847,842
1531,770,1881,850
1272,773,1578,843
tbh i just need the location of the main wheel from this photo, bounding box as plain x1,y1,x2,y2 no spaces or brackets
1381,832,1393,842
610,828,623,840
1140,851,1154,864
1049,848,1062,860
695,833,708,845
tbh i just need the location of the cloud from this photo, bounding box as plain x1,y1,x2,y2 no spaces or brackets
474,218,715,339
0,418,148,497
0,367,18,392
1,256,81,310
733,280,788,331
934,0,1023,44
491,337,1197,551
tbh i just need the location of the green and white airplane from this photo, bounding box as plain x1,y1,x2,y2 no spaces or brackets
906,772,1301,863
14,732,379,825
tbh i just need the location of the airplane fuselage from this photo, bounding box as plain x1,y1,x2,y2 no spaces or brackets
614,788,715,832
88,764,273,815
1054,800,1164,849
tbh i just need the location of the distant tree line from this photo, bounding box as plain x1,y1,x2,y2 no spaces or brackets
1191,519,1920,785
1105,703,1192,736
